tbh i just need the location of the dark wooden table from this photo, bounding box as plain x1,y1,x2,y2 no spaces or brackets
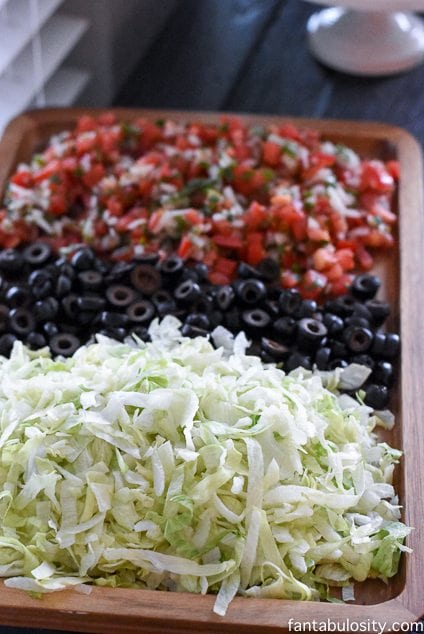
115,0,424,148
1,1,423,632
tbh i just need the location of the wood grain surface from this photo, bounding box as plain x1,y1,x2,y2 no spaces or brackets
0,108,422,633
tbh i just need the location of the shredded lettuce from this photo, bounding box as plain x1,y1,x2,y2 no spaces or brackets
0,317,411,614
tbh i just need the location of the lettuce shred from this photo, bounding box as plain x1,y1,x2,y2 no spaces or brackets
0,317,411,615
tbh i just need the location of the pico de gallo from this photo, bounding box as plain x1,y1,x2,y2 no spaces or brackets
0,112,398,300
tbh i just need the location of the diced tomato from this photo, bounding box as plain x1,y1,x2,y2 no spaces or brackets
300,269,327,299
98,112,117,126
246,236,266,265
334,248,355,270
355,244,374,270
11,170,33,188
245,201,268,229
313,247,335,271
177,236,195,258
263,141,281,167
278,123,300,140
33,161,61,184
329,273,354,296
209,271,231,285
49,193,67,216
76,115,97,133
214,257,237,277
386,160,400,180
281,270,301,288
106,196,124,217
94,219,109,237
361,160,394,193
82,163,105,188
212,234,243,249
76,134,98,155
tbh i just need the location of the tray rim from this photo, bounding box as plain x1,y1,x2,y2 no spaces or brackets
0,107,422,634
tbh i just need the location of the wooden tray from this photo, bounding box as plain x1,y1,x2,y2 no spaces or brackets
0,108,423,633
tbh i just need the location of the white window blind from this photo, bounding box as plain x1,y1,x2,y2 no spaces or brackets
0,0,90,134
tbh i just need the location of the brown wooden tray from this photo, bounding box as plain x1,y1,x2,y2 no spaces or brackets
0,108,423,633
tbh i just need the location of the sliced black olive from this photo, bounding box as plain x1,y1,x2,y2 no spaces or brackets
365,299,390,327
0,304,9,332
330,340,349,359
93,258,111,275
77,310,96,326
241,308,271,333
261,337,290,361
279,289,301,316
9,307,36,336
133,253,160,266
208,310,224,329
344,315,370,329
191,295,214,315
314,346,332,370
373,360,394,386
327,295,357,317
351,303,372,321
215,285,235,311
34,297,59,322
71,248,95,271
76,295,106,312
0,249,24,273
328,358,349,370
181,268,200,283
344,326,373,353
26,332,47,350
274,316,297,341
130,264,161,295
106,285,136,308
371,331,386,356
5,286,31,308
237,279,267,305
185,313,211,330
129,326,150,342
181,324,209,338
0,332,17,356
350,354,375,369
54,258,75,280
224,308,241,332
55,274,73,298
61,294,79,319
265,299,280,318
29,270,53,298
237,262,259,279
50,333,80,357
256,258,280,282
295,299,318,319
297,318,327,351
284,352,312,372
350,274,380,301
382,333,400,359
22,242,52,267
193,262,209,281
159,256,184,278
43,321,59,338
364,383,389,410
151,289,177,316
174,280,202,304
32,279,53,299
78,270,103,291
99,311,128,328
126,300,155,324
106,261,134,283
107,327,128,341
323,313,344,337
